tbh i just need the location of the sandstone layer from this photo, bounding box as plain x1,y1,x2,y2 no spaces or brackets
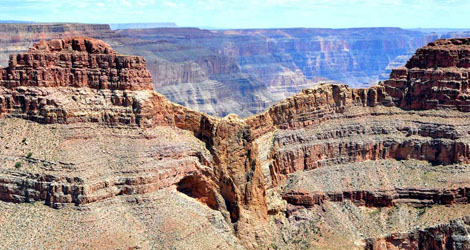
0,37,270,248
2,23,468,117
0,23,117,67
2,37,470,249
366,217,470,250
115,27,442,117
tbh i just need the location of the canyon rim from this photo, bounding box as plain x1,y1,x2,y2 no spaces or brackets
0,35,470,249
2,0,470,249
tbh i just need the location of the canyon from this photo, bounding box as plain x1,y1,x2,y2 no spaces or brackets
0,23,463,117
0,35,470,249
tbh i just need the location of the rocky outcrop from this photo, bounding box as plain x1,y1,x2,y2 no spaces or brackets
284,187,470,208
0,37,269,248
3,37,470,249
247,83,393,137
2,37,153,90
114,27,438,117
0,37,157,126
366,217,470,250
384,38,470,111
0,23,117,67
0,140,203,208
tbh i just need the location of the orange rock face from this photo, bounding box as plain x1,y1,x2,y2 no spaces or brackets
0,37,270,248
366,217,470,250
1,37,153,91
384,38,470,111
2,37,470,249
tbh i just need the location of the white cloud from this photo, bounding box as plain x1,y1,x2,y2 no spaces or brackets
164,0,185,8
120,0,132,7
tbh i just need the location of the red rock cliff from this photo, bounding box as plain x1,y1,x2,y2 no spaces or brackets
384,38,470,111
3,37,470,249
0,37,270,248
1,37,153,91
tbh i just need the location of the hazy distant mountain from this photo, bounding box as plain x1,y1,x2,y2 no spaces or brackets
411,28,470,34
109,22,177,30
0,20,34,23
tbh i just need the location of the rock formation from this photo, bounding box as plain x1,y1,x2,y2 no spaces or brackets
385,38,470,111
0,23,117,66
2,37,470,249
366,217,470,249
0,37,270,248
114,27,439,117
3,38,152,90
1,23,463,118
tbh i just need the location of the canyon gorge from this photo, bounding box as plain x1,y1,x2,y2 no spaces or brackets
1,23,465,117
0,34,470,249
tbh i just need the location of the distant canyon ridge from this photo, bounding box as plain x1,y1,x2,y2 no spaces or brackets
0,23,468,116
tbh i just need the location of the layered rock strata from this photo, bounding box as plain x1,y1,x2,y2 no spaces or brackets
1,24,464,118
247,38,470,248
0,23,117,66
282,160,470,209
366,217,470,250
2,37,470,249
115,27,438,117
385,38,470,111
0,37,269,248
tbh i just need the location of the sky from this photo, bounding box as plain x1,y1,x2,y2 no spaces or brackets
1,0,469,29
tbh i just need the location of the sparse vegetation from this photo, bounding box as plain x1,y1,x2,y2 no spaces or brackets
27,152,33,158
417,207,429,217
14,162,22,169
369,207,382,216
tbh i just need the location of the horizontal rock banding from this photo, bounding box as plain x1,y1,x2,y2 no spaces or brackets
366,216,470,250
1,37,153,91
0,37,270,248
0,159,199,208
0,120,208,208
2,37,470,249
281,158,470,211
283,187,470,208
385,38,470,112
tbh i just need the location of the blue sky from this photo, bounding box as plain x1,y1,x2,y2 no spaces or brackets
1,0,469,29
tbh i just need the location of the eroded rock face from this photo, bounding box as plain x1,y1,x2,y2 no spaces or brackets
0,37,159,126
384,38,470,111
2,37,153,90
116,27,438,117
366,217,470,250
3,37,470,249
248,38,470,249
0,38,269,249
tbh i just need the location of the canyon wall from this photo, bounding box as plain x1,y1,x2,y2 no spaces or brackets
1,23,467,117
114,27,445,117
247,38,470,248
0,37,270,248
2,23,469,117
2,37,470,249
117,27,433,88
0,23,117,66
366,217,470,249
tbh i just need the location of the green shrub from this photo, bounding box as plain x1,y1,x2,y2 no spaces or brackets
14,162,22,169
